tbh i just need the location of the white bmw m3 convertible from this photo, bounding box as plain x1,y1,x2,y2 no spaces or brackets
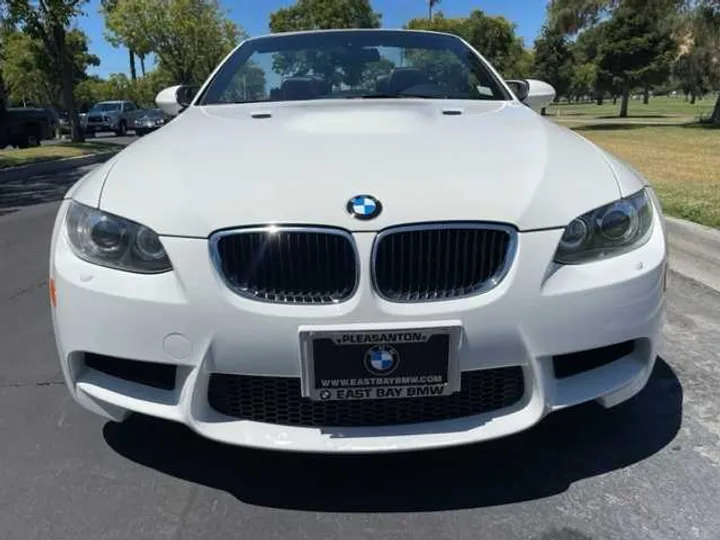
49,29,668,453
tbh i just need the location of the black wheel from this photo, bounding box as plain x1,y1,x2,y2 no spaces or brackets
26,132,41,147
115,121,127,136
17,125,41,148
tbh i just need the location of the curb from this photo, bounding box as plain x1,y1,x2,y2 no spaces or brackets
666,216,720,293
0,151,119,184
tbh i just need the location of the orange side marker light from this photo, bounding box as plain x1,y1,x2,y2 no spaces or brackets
49,277,57,308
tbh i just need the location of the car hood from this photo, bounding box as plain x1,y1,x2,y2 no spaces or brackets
97,99,625,237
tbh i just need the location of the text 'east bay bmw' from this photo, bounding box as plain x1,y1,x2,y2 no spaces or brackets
49,29,667,453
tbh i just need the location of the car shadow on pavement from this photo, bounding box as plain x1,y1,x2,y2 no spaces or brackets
0,168,86,210
103,357,682,512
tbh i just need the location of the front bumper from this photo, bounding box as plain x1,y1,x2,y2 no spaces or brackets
84,121,116,132
49,200,667,453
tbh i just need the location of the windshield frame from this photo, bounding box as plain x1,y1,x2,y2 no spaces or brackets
195,29,515,106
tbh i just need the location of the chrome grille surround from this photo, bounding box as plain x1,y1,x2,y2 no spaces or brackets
371,222,518,303
209,226,360,304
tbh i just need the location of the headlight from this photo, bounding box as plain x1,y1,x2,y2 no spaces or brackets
554,189,654,265
65,200,172,273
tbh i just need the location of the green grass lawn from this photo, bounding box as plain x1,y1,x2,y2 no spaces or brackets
548,96,716,123
0,142,118,169
568,122,720,228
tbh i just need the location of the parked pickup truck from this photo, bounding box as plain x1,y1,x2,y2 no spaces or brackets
0,106,56,149
83,100,144,136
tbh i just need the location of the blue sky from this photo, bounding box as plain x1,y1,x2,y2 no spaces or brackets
77,0,548,77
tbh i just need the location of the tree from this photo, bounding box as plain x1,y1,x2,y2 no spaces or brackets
569,61,598,101
1,28,99,108
74,67,174,110
267,0,382,86
6,0,88,141
428,0,441,20
269,0,381,32
549,0,683,34
672,22,713,104
102,0,243,85
101,0,143,81
405,10,529,78
569,23,608,103
0,4,9,113
595,6,678,116
550,0,681,116
682,1,720,122
532,24,573,102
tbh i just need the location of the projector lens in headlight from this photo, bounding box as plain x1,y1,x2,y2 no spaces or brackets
65,200,172,273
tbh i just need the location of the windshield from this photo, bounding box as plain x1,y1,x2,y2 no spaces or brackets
198,30,512,105
91,103,122,112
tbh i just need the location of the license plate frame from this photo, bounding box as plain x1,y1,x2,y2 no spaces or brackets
299,323,462,402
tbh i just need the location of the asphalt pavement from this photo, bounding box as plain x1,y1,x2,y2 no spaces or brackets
1,163,720,540
42,132,138,147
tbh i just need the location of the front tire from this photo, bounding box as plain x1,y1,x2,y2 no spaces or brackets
115,121,127,137
17,125,42,148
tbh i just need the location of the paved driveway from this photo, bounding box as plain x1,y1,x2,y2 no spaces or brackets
1,167,719,539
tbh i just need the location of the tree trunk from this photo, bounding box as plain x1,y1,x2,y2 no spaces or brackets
55,27,84,143
643,86,650,105
129,49,137,81
690,93,696,105
711,92,720,124
139,55,146,77
612,95,618,105
0,70,7,114
619,88,630,118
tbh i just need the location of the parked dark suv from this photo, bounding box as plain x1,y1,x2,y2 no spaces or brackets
0,106,56,149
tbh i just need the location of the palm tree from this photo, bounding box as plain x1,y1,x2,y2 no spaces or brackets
428,0,441,20
100,0,137,80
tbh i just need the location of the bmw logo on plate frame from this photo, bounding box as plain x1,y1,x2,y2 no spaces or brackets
364,344,400,376
347,194,382,220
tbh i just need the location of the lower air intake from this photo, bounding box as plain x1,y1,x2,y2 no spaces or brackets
84,353,177,390
207,367,525,427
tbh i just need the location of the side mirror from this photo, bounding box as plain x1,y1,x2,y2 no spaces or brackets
155,85,200,117
505,79,529,102
507,79,556,112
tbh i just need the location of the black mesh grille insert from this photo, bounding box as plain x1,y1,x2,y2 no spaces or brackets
213,228,357,304
207,368,525,427
373,225,514,302
85,353,177,390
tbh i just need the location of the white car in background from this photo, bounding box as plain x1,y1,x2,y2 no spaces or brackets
49,29,667,453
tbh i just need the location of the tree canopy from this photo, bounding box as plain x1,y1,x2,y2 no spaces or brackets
532,24,573,101
102,0,243,85
269,0,381,32
1,27,99,107
5,0,89,140
405,10,532,78
595,6,677,115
